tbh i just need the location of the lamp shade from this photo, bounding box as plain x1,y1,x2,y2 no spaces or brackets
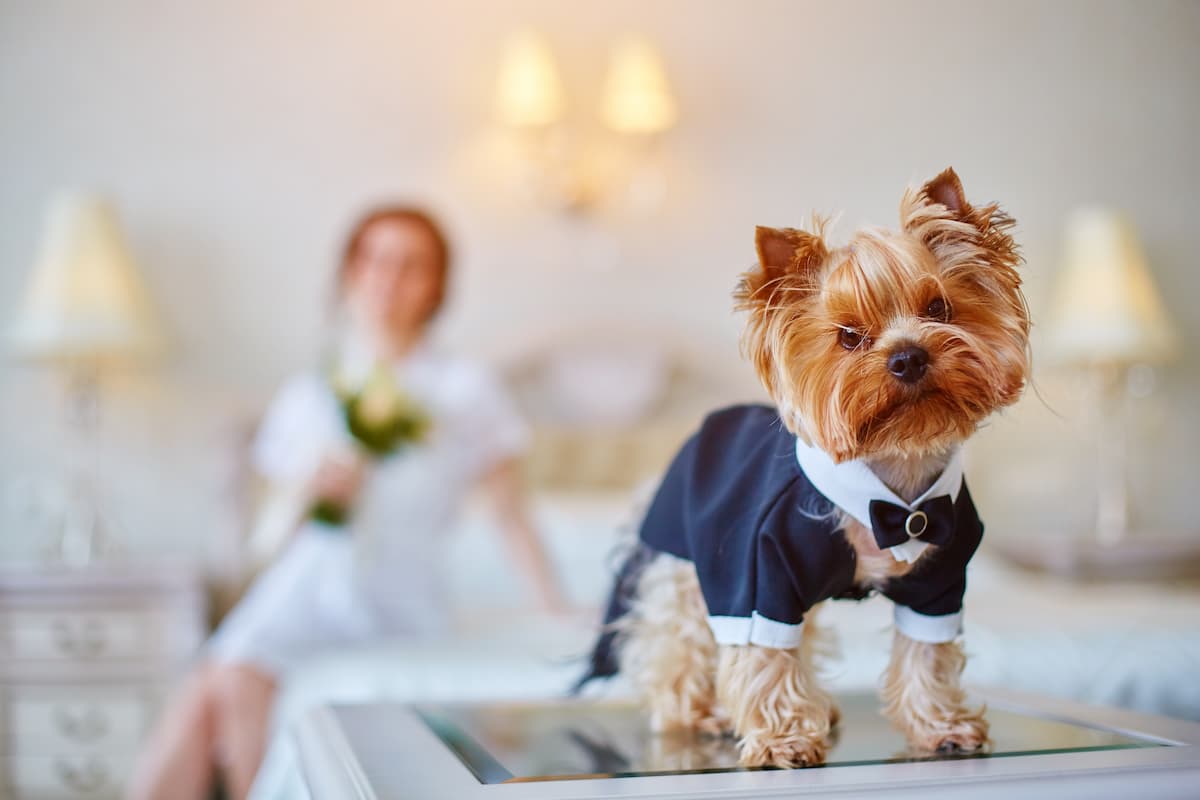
601,37,677,135
8,194,166,363
1045,208,1178,366
494,30,566,128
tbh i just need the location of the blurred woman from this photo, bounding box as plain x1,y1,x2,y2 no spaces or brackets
129,207,566,800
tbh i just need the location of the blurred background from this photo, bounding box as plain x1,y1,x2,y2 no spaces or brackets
1,1,1198,798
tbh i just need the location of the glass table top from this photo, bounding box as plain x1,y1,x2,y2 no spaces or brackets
416,693,1167,784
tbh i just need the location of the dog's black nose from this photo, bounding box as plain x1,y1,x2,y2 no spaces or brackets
887,345,929,384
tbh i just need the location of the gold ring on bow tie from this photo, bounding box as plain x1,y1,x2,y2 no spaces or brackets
905,510,929,538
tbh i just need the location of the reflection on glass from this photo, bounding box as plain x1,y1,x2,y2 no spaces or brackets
417,693,1168,785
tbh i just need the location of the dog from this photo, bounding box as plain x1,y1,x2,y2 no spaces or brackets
577,168,1030,768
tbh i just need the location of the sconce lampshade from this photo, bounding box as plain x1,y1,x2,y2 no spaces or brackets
601,37,677,135
8,193,166,364
1045,208,1178,367
494,30,566,128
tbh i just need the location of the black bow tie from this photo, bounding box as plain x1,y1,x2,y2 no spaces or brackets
868,494,956,550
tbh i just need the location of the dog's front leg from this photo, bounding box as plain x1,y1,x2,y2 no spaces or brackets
717,642,835,768
880,631,989,753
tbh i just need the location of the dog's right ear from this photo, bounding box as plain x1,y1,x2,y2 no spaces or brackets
736,224,828,426
738,226,828,309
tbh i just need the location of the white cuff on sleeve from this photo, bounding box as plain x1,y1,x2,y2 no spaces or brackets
708,612,804,649
894,605,963,643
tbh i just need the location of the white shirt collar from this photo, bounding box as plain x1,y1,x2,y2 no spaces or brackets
794,437,964,563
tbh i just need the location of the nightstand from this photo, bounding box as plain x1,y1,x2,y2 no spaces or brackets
0,564,207,800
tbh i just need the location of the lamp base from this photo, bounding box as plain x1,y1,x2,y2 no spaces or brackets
989,534,1200,582
55,509,118,568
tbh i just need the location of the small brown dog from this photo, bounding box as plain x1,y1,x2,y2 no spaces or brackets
578,168,1030,768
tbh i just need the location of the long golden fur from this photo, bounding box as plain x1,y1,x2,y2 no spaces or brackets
619,558,841,767
618,554,723,735
622,168,1028,767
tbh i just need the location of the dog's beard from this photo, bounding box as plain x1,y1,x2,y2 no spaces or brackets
851,388,980,460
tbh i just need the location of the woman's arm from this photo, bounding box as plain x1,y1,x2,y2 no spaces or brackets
481,458,570,614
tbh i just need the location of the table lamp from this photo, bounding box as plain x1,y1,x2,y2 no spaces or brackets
1000,207,1196,579
7,193,167,565
1046,208,1178,544
1046,208,1178,370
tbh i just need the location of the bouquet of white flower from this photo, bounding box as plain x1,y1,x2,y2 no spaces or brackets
308,362,432,527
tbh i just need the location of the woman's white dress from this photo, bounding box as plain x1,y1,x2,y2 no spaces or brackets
207,344,528,675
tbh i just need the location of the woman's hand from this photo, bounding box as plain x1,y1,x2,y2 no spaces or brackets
309,450,368,506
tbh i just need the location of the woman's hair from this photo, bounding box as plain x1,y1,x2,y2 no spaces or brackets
336,205,452,322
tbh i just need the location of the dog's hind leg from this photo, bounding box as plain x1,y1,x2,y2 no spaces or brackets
620,554,725,735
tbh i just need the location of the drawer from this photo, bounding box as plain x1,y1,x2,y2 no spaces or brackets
2,753,131,799
3,686,158,756
0,610,171,664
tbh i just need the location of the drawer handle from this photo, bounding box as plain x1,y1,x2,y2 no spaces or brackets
55,705,110,742
51,617,108,657
54,756,110,793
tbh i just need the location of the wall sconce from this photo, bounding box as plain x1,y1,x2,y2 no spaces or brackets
493,30,678,215
494,30,566,129
601,37,678,136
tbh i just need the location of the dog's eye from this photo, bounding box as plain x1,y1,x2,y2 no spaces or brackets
838,327,866,351
924,296,951,321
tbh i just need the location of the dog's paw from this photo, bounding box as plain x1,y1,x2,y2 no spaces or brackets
738,733,827,768
934,716,990,753
910,714,990,754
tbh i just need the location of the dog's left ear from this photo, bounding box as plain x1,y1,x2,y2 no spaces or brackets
902,167,1019,274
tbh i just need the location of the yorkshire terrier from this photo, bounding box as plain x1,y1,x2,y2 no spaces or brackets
577,168,1029,768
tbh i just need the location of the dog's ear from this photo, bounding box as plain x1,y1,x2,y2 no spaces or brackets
738,226,827,309
922,167,969,216
755,225,826,279
902,168,1019,275
736,225,828,409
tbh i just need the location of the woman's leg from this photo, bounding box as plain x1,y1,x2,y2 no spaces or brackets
128,665,220,800
128,662,277,800
211,664,278,799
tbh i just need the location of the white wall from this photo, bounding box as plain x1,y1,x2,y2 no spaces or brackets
2,0,1198,558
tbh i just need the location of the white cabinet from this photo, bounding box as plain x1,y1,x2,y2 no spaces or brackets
0,566,206,800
